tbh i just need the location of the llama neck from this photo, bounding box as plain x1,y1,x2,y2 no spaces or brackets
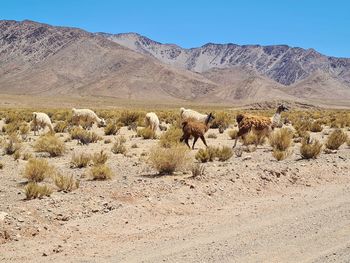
272,111,281,125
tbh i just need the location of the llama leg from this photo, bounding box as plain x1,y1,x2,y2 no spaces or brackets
192,136,199,150
185,137,191,149
233,128,249,148
200,135,208,148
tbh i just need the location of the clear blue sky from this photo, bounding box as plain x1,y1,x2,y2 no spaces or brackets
1,0,349,57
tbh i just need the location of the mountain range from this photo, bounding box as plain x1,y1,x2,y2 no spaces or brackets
1,19,350,106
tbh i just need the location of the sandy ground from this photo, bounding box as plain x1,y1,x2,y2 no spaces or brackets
0,125,349,262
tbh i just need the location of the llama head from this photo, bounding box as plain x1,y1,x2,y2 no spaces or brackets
277,104,289,113
98,118,106,127
236,114,245,124
206,112,215,124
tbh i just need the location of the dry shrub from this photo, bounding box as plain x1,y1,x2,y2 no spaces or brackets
23,158,53,182
0,162,3,169
191,163,205,178
19,122,30,139
272,149,290,161
111,136,127,154
24,183,52,200
207,133,217,139
242,131,266,146
13,150,21,161
210,111,231,129
325,129,348,150
3,134,21,155
216,146,233,161
228,129,238,140
149,145,190,175
195,146,232,162
90,164,113,180
158,125,182,148
22,152,33,161
104,122,120,136
72,115,95,129
269,128,293,151
54,174,78,192
35,134,66,157
300,138,322,159
137,127,156,139
310,121,323,132
119,111,142,126
92,150,108,165
54,121,68,133
70,152,92,168
70,127,101,144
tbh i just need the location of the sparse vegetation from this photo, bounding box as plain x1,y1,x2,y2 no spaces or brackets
111,136,127,155
54,174,78,192
300,138,323,159
269,128,293,161
310,121,323,132
104,122,120,136
54,121,69,133
3,134,22,155
24,182,53,200
149,145,190,174
207,133,217,139
23,158,52,182
325,129,348,150
137,127,156,139
158,125,182,148
90,164,113,180
70,152,92,168
228,129,238,140
195,146,232,162
191,163,205,178
92,150,108,165
272,149,290,161
34,134,66,157
70,127,101,144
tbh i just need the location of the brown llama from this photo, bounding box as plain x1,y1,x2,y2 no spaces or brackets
180,113,215,149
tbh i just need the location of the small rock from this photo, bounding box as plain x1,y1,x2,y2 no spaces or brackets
243,156,252,161
0,211,8,221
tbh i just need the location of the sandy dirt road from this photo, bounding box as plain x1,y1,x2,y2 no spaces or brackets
1,183,349,263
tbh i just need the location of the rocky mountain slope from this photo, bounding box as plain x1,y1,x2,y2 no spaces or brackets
0,19,349,105
102,32,350,86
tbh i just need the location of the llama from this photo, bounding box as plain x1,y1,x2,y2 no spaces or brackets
71,108,106,128
232,104,289,148
180,107,208,123
32,112,54,135
180,113,215,149
145,112,160,132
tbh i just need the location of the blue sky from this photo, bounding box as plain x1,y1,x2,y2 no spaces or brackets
1,0,349,57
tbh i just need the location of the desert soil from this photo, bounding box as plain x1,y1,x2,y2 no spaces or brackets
0,125,349,262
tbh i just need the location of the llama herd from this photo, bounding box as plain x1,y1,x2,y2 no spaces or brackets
30,104,289,149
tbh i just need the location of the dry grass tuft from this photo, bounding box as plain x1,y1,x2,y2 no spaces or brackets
191,163,205,178
54,174,78,192
300,138,323,159
149,145,190,175
158,125,182,148
34,134,66,157
137,127,157,139
3,134,22,155
90,164,113,180
70,127,101,144
54,121,69,133
310,121,323,132
23,158,53,182
228,129,238,140
195,146,232,162
24,182,53,200
111,136,127,155
207,133,217,139
325,129,348,150
70,152,92,168
104,122,121,136
92,150,108,165
269,128,293,151
272,149,290,161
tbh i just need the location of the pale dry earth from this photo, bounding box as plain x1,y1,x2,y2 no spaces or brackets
0,124,349,262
